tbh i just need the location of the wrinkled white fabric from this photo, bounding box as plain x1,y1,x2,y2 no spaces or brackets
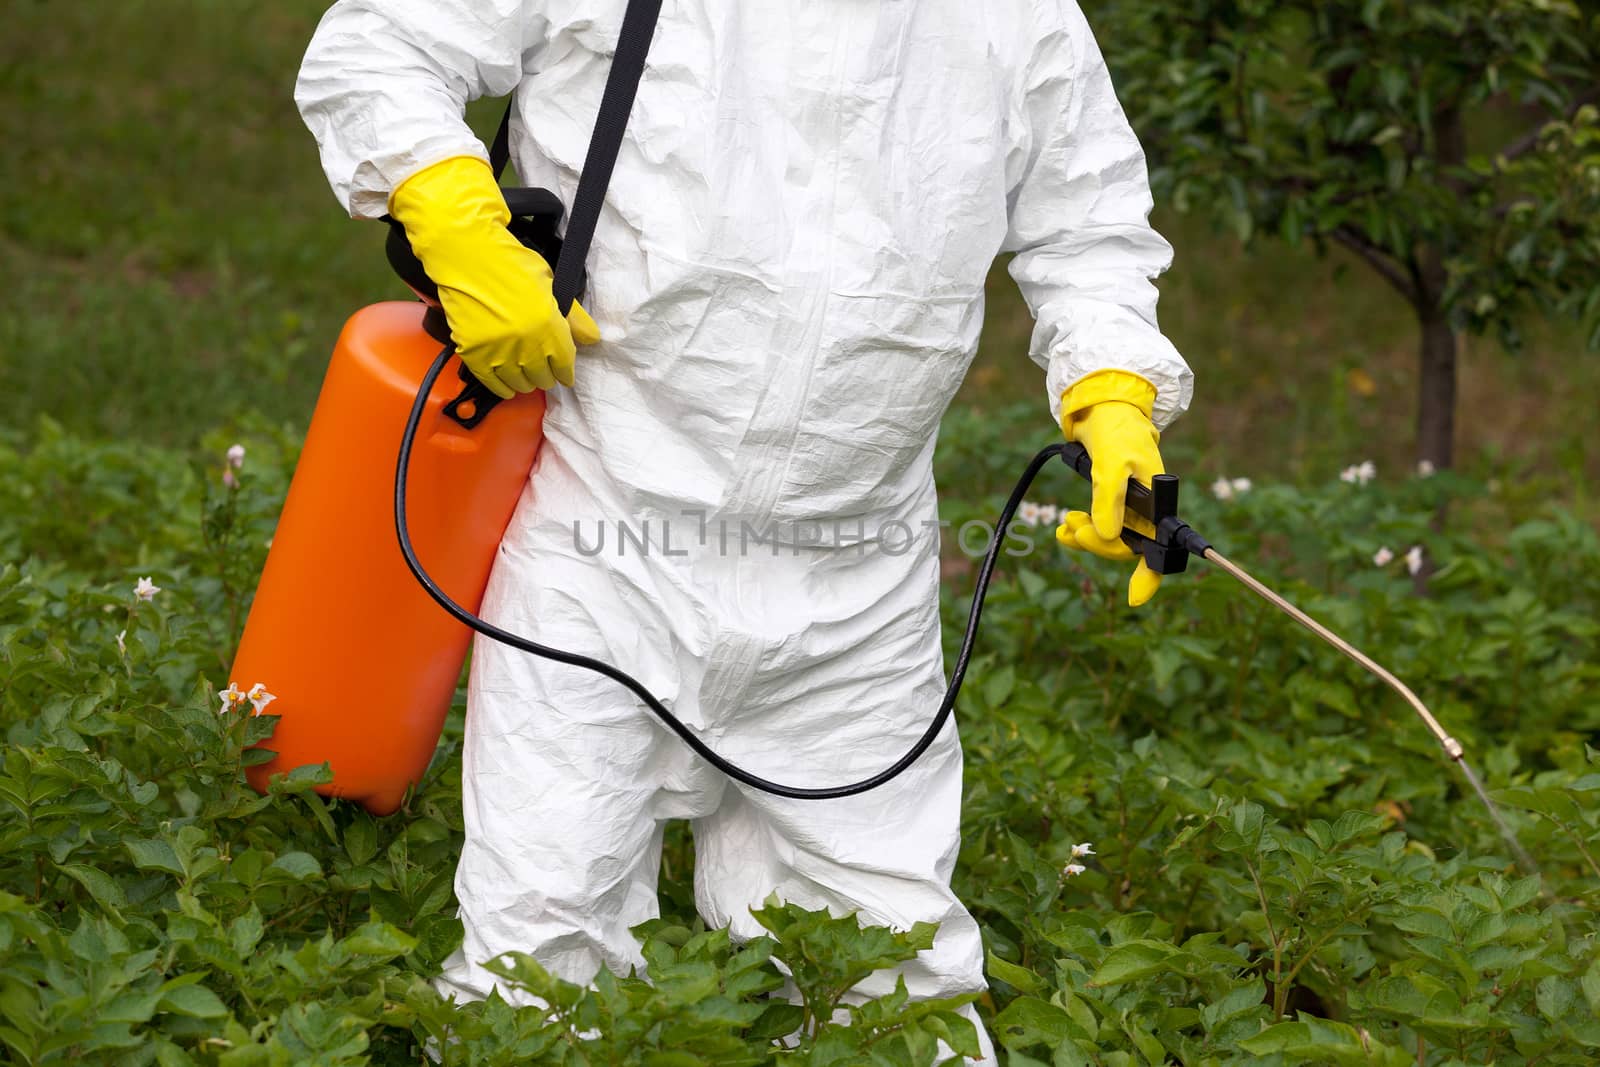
299,0,1191,1060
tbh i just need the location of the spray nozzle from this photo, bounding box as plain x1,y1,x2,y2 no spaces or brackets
1058,442,1211,576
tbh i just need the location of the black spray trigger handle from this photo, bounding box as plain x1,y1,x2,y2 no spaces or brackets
1057,442,1206,576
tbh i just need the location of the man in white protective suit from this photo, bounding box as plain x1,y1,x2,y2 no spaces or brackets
297,0,1194,1059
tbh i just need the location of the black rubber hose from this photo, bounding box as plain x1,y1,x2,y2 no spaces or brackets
396,342,1067,800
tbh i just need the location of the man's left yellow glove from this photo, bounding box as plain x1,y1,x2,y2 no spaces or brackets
1055,370,1165,607
388,156,601,400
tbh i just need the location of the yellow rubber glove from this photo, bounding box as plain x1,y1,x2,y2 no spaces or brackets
388,156,600,399
1055,371,1166,607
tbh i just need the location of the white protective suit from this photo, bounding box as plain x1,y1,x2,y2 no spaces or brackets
298,0,1193,1058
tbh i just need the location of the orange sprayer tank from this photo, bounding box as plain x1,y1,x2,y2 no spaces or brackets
232,301,543,815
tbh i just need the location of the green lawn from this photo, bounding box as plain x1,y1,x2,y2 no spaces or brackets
3,0,1594,508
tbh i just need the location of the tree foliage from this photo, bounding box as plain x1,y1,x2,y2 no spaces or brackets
1098,0,1600,464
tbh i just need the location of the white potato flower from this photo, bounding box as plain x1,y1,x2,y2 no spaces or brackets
1340,461,1377,486
218,683,246,714
245,682,277,715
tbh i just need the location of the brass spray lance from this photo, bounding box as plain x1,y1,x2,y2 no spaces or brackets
1056,443,1535,872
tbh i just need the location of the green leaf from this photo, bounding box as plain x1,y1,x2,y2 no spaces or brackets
1241,1019,1407,1066
994,997,1087,1050
153,1038,198,1067
262,851,322,883
341,921,418,958
1089,940,1180,987
125,838,184,877
344,816,378,866
58,863,128,913
1330,810,1385,844
229,907,264,957
1537,977,1578,1022
1500,875,1543,911
1582,958,1600,1015
984,665,1016,708
1124,1018,1166,1066
101,989,163,1024
158,982,229,1019
642,1054,707,1067
1201,980,1267,1031
986,952,1041,994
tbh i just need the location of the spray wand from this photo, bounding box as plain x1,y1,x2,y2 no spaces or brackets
1056,443,1535,871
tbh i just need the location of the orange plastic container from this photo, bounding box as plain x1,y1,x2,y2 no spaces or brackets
233,301,544,814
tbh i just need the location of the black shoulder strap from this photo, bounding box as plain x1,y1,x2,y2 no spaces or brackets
490,0,663,314
489,103,513,181
552,0,662,313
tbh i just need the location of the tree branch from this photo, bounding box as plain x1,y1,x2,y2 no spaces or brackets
1498,88,1600,163
1332,226,1419,305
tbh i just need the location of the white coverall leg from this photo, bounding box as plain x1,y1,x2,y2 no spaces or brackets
297,0,1193,1060
440,448,986,1047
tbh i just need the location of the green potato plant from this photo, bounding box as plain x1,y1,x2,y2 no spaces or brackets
2,402,1598,1063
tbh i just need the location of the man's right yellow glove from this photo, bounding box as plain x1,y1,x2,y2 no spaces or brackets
1055,370,1166,608
388,156,601,399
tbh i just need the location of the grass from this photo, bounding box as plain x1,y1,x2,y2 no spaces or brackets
2,0,1593,513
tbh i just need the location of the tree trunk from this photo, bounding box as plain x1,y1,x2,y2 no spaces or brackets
1415,102,1465,473
1416,311,1457,471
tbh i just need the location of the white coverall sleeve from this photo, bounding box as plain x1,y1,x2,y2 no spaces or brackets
294,0,545,219
1003,2,1194,430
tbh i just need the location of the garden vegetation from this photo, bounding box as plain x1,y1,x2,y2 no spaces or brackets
1,412,1597,1063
